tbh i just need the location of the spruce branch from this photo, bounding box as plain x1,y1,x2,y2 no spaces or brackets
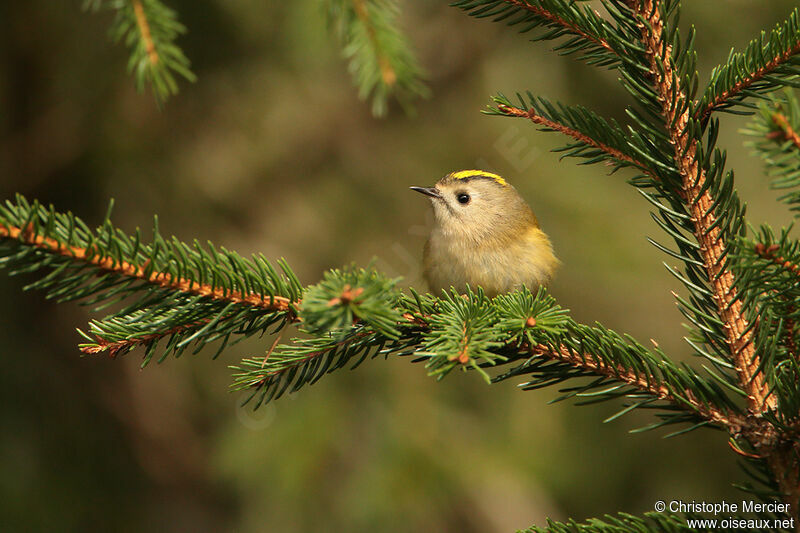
131,0,159,68
299,266,403,339
489,95,651,172
80,318,210,358
634,0,775,413
353,0,397,87
753,240,800,282
520,511,696,533
231,327,385,407
515,342,747,433
326,0,429,116
0,195,301,364
0,220,295,313
78,294,295,365
742,91,800,215
452,0,643,70
492,289,747,433
83,0,196,104
733,228,800,431
772,112,800,150
420,288,506,381
229,286,748,434
697,8,800,122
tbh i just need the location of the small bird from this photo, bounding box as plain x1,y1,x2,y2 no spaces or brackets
411,170,558,297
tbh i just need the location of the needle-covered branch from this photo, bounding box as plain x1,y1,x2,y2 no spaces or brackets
632,0,774,413
733,227,800,426
697,8,800,122
452,0,645,71
0,195,302,364
742,91,800,216
83,0,196,104
488,94,657,173
230,285,747,435
325,0,429,116
519,511,696,533
471,0,799,512
491,290,747,434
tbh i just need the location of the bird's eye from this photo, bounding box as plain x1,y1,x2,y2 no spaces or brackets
456,193,470,205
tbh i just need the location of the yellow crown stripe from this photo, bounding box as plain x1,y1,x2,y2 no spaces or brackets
450,170,508,187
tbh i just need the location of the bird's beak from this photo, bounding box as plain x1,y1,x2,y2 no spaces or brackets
410,186,441,199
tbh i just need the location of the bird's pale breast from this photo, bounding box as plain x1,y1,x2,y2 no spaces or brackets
423,225,558,297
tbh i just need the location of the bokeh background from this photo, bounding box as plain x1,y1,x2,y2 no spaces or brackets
1,2,798,531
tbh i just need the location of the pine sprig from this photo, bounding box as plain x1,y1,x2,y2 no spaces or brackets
741,91,800,215
84,0,196,104
326,0,429,117
419,288,505,382
299,266,403,339
493,286,571,343
624,0,775,413
733,226,800,424
0,195,301,361
697,8,800,122
493,306,747,433
79,298,291,365
451,0,644,71
230,326,393,407
488,93,655,173
520,512,698,533
227,284,748,435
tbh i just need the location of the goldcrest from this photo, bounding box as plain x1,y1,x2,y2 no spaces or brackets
411,170,558,297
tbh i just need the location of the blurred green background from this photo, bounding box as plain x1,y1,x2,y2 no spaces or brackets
1,2,798,532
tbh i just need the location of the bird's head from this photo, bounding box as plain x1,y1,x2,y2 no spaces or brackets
411,170,538,243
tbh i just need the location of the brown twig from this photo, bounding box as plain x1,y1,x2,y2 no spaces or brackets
132,0,159,67
755,242,800,281
263,331,285,367
497,104,645,169
0,222,297,314
526,342,748,432
249,330,373,387
728,438,764,459
352,0,396,87
81,319,211,357
771,113,800,150
453,323,470,364
503,0,616,56
698,39,800,122
784,306,798,361
754,243,800,360
635,0,775,414
633,0,800,517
